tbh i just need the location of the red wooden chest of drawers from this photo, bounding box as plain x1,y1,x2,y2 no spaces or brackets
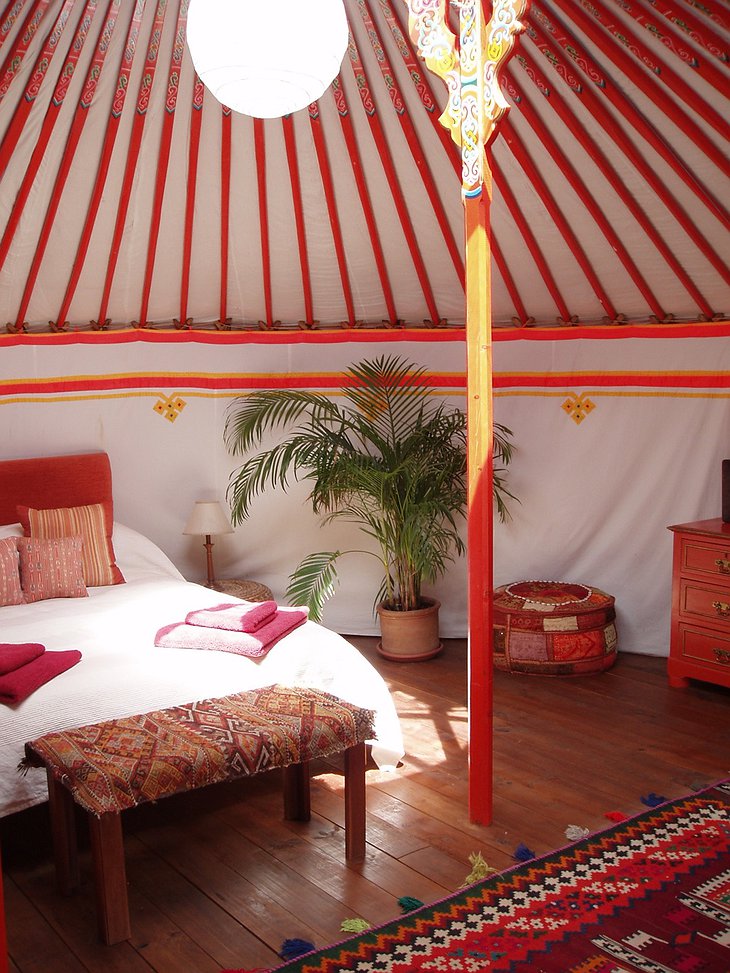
668,518,730,689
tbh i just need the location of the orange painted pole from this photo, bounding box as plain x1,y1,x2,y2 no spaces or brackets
465,166,494,825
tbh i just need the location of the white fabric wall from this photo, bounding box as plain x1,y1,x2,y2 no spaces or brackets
1,328,728,657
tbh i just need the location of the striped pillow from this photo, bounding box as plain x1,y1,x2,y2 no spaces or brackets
0,536,24,606
17,535,88,602
18,503,124,587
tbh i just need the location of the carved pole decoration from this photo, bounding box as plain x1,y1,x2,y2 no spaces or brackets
401,0,528,824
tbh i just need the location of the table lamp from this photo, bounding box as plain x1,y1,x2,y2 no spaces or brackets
183,500,233,587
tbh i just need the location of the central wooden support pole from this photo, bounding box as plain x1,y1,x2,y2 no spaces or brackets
465,174,495,825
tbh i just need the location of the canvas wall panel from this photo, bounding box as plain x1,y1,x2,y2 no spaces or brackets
1,326,728,658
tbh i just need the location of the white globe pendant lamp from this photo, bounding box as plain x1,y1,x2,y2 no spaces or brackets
186,0,349,119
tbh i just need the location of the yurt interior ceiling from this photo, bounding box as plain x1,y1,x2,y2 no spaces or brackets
0,0,728,653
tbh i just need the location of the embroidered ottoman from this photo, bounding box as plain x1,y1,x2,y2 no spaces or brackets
493,580,617,675
23,684,375,944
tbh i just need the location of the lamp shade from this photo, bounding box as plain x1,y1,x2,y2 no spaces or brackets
186,0,349,119
183,500,234,537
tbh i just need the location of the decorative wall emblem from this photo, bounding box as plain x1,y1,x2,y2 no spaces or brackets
154,394,186,422
562,392,595,423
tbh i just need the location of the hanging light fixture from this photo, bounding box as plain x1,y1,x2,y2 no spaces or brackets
186,0,349,119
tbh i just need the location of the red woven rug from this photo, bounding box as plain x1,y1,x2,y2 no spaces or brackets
266,780,730,972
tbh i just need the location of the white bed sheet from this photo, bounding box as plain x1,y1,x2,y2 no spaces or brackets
0,523,404,817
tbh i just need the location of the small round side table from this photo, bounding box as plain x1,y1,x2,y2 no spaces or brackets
208,578,274,602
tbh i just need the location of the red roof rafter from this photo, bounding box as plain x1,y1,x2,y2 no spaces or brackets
331,75,398,325
507,53,716,319
0,0,75,182
556,0,729,159
253,116,274,328
345,34,442,325
53,0,145,331
95,0,170,329
177,76,204,329
502,122,619,320
282,115,315,326
526,15,730,287
219,106,232,327
685,0,728,31
530,7,730,226
622,0,727,80
137,0,188,329
355,0,465,288
308,100,357,327
10,0,122,334
0,0,52,105
386,0,533,323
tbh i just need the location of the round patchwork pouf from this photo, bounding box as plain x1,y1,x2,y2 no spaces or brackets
493,580,617,675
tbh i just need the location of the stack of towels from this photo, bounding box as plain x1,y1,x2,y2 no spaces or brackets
154,600,308,658
0,642,82,705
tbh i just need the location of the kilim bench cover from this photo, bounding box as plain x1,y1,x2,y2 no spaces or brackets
493,580,617,675
23,683,375,816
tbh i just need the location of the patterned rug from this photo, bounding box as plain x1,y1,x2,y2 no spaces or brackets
263,780,730,972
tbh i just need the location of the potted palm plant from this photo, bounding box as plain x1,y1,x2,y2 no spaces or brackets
224,354,515,660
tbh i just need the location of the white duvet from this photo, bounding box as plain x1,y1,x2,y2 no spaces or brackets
0,523,404,817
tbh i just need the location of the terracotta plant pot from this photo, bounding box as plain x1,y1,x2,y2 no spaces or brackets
376,597,442,662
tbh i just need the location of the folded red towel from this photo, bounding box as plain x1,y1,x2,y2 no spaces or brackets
0,642,45,675
185,600,277,632
0,649,82,705
155,608,308,658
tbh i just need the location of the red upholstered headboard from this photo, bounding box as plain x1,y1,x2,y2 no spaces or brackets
0,452,114,525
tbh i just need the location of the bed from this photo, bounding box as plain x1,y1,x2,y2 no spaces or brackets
0,451,404,818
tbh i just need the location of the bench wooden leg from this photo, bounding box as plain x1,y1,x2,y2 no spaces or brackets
47,771,80,894
283,760,311,821
344,742,366,864
87,813,131,945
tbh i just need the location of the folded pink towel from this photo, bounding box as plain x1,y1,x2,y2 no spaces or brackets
185,600,277,632
0,642,45,675
0,649,82,705
155,607,308,658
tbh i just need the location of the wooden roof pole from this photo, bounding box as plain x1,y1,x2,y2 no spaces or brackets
401,0,528,824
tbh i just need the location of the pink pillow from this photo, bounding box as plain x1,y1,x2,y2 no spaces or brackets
0,537,24,606
18,502,124,587
17,535,89,603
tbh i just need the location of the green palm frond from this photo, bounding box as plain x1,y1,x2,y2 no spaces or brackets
285,551,343,623
225,354,517,614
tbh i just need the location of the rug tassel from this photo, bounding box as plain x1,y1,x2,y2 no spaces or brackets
341,918,370,933
398,895,424,913
604,811,627,821
565,825,590,841
513,842,535,862
461,850,497,887
641,793,667,807
279,938,315,960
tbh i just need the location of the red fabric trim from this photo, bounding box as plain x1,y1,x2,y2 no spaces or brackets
3,370,729,398
2,321,730,347
220,108,232,325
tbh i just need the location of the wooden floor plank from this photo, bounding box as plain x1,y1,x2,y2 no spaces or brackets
2,642,729,972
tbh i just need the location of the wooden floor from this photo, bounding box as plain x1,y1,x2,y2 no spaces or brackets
2,639,729,972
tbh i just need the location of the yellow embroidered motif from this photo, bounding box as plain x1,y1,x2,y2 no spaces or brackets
153,394,187,422
562,393,595,424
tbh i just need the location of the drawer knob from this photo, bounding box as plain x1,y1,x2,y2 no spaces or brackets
716,557,730,574
713,648,730,665
711,600,730,617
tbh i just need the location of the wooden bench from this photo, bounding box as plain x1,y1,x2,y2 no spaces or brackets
23,684,375,945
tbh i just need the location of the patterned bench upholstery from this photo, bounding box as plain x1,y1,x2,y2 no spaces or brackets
23,684,375,944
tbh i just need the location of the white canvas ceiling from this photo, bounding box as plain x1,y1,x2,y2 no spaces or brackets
0,0,727,335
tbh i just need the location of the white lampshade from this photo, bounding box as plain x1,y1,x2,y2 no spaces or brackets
186,0,349,119
183,500,234,537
